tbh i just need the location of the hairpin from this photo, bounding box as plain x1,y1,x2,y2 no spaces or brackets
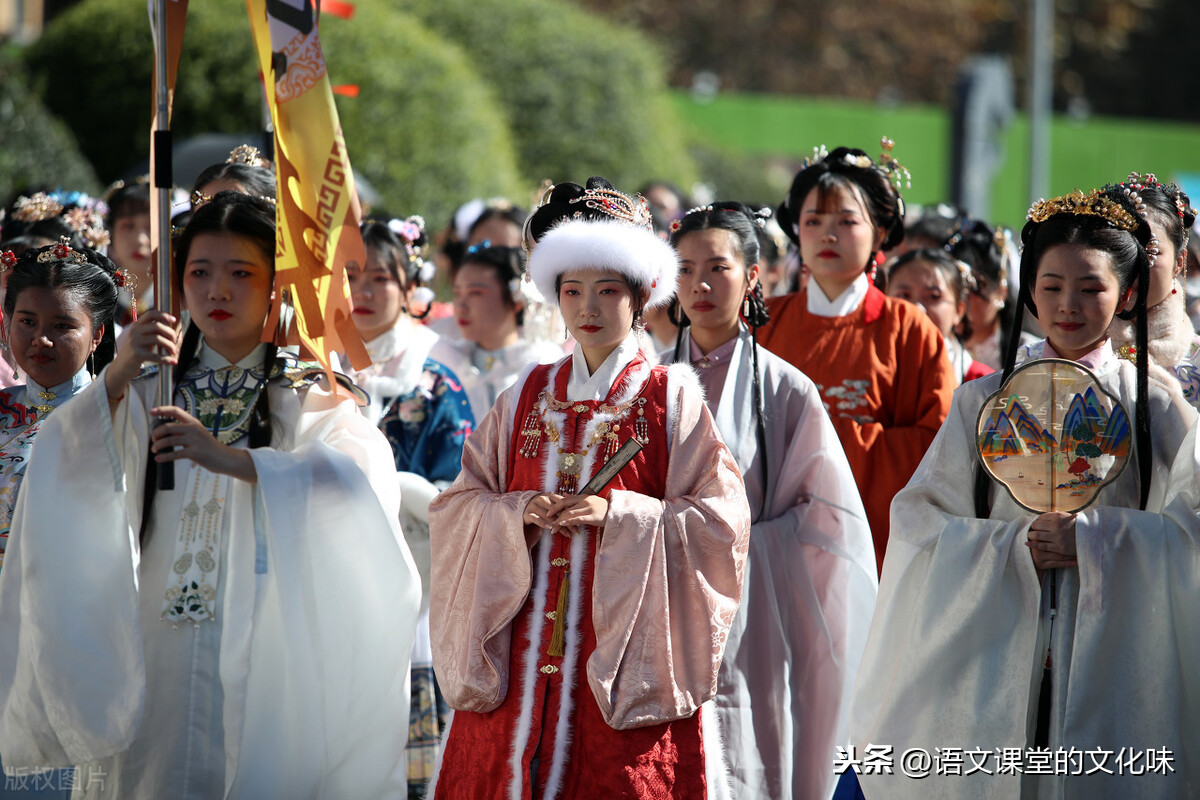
190,189,277,209
227,144,265,166
878,137,912,190
387,216,426,245
466,239,492,255
569,186,654,232
0,251,16,272
12,193,65,223
1027,189,1139,232
64,206,111,250
36,237,89,266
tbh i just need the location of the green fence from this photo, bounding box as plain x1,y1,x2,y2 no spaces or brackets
673,90,1200,231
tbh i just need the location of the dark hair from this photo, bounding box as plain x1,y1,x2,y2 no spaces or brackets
143,191,278,543
192,161,276,202
887,247,975,341
668,202,771,516
452,244,526,326
638,180,692,235
974,192,1153,516
776,147,906,264
905,213,960,250
466,205,526,244
105,181,151,226
3,244,121,375
0,190,82,249
361,219,428,289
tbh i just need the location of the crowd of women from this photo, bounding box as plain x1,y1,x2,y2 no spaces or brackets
0,138,1195,800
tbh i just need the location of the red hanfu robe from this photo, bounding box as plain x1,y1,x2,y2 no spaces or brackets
429,348,751,800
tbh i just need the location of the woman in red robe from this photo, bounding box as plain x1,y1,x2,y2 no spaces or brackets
428,178,751,800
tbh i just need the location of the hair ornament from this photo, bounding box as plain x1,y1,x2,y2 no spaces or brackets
751,207,772,229
1027,189,1139,232
191,189,277,210
0,251,16,272
12,193,64,223
569,187,654,232
64,206,111,250
878,136,912,190
227,144,267,167
465,239,492,256
387,215,426,246
36,237,89,266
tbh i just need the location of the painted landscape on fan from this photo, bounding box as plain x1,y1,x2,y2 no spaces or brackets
976,359,1131,513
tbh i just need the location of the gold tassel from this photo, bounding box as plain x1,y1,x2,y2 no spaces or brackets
547,569,570,657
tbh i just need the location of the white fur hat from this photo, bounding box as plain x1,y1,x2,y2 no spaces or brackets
527,217,678,309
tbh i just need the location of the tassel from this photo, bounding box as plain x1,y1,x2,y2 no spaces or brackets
547,569,570,657
519,407,543,458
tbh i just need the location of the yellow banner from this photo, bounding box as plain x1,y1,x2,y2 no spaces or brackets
247,0,370,384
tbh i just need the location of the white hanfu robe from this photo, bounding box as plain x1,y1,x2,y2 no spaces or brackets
666,327,877,799
851,340,1200,799
0,344,421,799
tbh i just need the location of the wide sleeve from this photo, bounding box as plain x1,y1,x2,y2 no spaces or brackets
733,371,877,800
850,379,1043,799
588,375,751,729
222,379,420,799
832,308,954,546
427,384,539,713
1060,398,1200,788
0,372,148,767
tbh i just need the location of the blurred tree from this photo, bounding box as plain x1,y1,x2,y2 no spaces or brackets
580,0,1192,122
397,0,697,191
0,51,99,201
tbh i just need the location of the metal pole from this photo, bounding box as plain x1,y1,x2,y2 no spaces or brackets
1028,0,1054,204
152,0,175,490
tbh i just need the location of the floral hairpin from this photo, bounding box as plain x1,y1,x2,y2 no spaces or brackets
36,237,89,266
878,137,912,191
12,193,65,223
465,239,492,255
387,215,426,246
64,206,111,250
0,251,17,272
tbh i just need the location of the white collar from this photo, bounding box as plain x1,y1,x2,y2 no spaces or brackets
363,316,420,364
197,338,269,370
807,273,869,317
567,334,641,401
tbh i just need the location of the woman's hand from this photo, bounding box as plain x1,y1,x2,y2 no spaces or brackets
1027,511,1077,578
150,405,257,483
548,494,609,536
524,493,563,530
106,310,180,401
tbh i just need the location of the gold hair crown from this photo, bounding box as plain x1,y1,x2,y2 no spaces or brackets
227,144,265,167
1027,189,1139,232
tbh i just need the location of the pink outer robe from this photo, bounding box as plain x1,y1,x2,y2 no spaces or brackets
428,349,751,799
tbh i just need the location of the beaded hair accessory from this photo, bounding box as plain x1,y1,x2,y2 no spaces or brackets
1122,172,1197,253
0,251,16,272
64,205,111,250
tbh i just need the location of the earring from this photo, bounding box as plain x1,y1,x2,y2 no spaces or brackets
633,311,646,335
88,352,96,379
